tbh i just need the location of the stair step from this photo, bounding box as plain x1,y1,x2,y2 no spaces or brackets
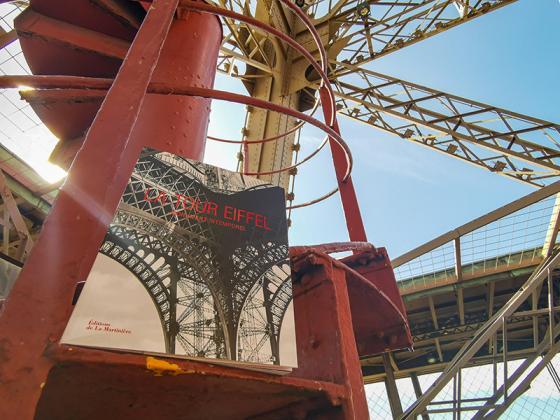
30,0,144,41
20,89,104,141
16,8,128,77
93,0,144,30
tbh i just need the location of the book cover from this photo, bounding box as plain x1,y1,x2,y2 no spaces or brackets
61,149,297,371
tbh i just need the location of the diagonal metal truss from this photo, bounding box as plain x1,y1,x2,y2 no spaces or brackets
215,0,275,78
311,0,517,74
217,0,517,79
211,0,558,191
332,63,560,187
403,250,560,418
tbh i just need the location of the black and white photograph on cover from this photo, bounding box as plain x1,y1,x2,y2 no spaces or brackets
61,148,297,370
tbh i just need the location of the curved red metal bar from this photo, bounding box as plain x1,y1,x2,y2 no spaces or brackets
207,98,319,145
181,1,336,123
244,136,329,177
178,0,345,208
178,0,342,183
0,0,349,208
124,2,363,214
276,0,332,115
0,76,353,181
286,187,339,210
205,0,326,145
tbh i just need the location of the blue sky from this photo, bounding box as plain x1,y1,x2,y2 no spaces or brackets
206,0,560,259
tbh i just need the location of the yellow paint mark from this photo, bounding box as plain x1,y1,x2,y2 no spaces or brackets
146,356,193,376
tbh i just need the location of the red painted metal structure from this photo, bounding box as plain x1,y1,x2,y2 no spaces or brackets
0,0,411,418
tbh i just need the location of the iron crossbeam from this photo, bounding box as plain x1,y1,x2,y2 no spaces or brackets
332,65,560,187
316,0,516,73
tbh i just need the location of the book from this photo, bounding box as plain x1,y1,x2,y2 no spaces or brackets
61,149,297,374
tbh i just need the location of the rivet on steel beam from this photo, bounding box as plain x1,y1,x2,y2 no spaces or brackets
356,0,370,20
447,144,458,154
402,129,414,139
480,2,491,13
491,161,506,172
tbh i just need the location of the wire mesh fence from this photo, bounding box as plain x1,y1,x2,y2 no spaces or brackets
394,241,456,293
365,355,560,419
0,3,37,140
394,194,560,294
0,3,65,183
461,197,557,275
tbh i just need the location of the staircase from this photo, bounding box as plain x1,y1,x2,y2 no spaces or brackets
14,0,145,168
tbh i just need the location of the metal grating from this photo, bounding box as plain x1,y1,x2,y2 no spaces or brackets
365,355,560,419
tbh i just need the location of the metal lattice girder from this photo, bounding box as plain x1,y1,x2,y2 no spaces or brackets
217,0,517,77
315,0,516,74
0,167,33,260
215,0,277,79
332,63,560,187
402,250,560,419
214,0,294,80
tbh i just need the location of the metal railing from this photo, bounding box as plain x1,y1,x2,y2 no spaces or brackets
401,244,560,418
393,181,560,294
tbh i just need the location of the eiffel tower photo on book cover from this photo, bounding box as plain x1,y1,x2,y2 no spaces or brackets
61,148,297,373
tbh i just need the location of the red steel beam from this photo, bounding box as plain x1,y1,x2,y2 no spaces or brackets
321,88,368,242
0,0,180,416
16,8,130,60
290,250,370,417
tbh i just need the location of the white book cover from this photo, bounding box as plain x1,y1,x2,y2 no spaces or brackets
62,149,297,372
